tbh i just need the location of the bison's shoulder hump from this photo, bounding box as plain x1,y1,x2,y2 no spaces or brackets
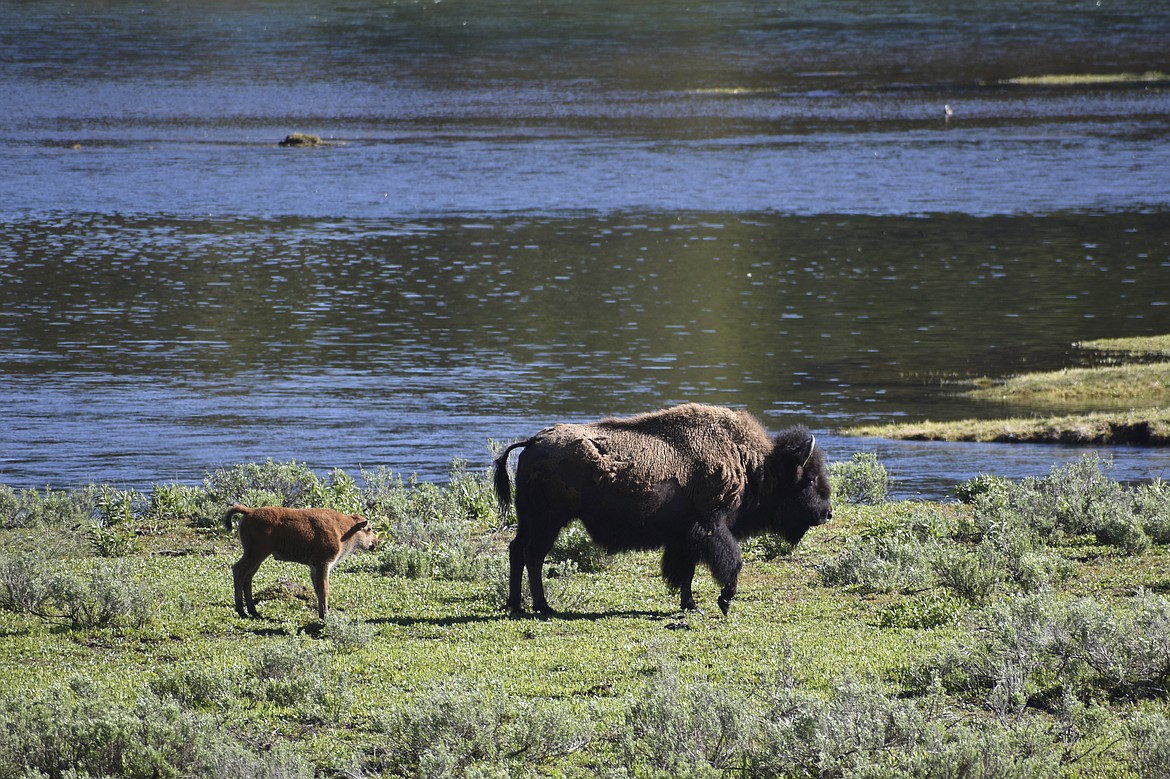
523,405,773,492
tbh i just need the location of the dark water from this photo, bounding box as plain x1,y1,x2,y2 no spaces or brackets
2,1,1170,497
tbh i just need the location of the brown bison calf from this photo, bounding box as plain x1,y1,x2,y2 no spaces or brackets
222,504,378,619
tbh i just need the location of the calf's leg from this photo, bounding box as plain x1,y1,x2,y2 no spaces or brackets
232,554,266,618
310,563,329,619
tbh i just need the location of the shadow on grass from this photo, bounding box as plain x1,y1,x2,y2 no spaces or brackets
368,608,673,628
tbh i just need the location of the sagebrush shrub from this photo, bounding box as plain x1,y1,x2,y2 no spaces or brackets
2,681,315,779
322,611,376,649
370,681,593,777
1127,710,1170,779
362,464,506,584
0,551,55,615
205,459,323,509
916,590,1170,713
549,523,610,573
1064,590,1170,701
623,660,753,775
958,455,1170,557
1134,480,1170,544
51,562,153,629
246,641,330,710
0,682,279,779
1,485,94,529
0,485,17,526
830,452,891,504
151,664,241,711
818,531,936,594
0,553,152,629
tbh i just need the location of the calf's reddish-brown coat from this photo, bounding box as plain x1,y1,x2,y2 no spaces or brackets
222,504,378,619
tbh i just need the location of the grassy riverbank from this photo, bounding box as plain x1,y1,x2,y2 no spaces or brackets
844,335,1170,445
3,456,1170,777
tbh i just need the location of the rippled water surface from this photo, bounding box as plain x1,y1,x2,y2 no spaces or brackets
2,0,1169,496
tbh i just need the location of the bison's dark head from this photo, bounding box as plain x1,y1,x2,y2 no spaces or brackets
762,427,832,544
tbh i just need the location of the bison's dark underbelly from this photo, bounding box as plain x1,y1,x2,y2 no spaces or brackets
516,443,710,552
576,477,697,552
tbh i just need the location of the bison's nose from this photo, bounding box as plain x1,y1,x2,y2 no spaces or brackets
822,510,833,524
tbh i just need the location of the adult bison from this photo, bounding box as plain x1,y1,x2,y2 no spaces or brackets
494,403,832,616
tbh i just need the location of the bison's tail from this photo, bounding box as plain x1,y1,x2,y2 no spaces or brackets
493,440,532,519
221,504,249,531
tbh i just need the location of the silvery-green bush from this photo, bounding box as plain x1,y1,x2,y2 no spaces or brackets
830,452,891,505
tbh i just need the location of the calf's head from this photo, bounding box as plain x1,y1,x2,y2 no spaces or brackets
344,517,379,552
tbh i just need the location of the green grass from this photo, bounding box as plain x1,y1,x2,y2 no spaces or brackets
1077,334,1170,359
844,407,1170,445
3,457,1170,776
965,363,1170,405
1002,71,1169,85
843,334,1170,445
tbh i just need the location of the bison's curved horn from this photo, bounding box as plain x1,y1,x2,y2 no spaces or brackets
802,435,816,468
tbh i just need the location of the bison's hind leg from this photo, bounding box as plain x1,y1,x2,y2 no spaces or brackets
508,502,569,616
506,534,528,614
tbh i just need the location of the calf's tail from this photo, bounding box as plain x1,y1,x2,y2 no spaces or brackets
221,504,250,531
493,439,533,519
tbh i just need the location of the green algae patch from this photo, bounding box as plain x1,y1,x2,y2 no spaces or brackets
845,334,1170,445
964,362,1170,405
1002,71,1169,86
1077,334,1170,360
843,408,1170,445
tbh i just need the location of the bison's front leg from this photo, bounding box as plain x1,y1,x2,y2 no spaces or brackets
698,524,743,616
662,539,700,611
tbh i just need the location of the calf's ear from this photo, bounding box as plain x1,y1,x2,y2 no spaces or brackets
353,518,370,530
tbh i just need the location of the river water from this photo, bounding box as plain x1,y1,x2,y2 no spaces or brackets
2,0,1169,497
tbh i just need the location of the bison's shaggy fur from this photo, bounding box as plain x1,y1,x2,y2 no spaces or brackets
222,504,378,619
495,403,832,615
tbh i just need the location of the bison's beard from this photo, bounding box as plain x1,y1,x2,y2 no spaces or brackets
779,523,811,546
